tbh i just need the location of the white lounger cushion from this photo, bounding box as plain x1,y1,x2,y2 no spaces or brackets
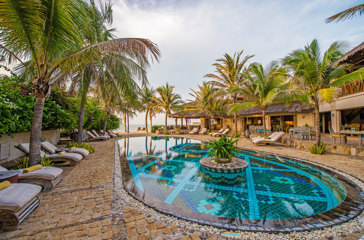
41,141,89,157
68,148,89,157
17,167,63,180
0,183,41,212
252,132,285,144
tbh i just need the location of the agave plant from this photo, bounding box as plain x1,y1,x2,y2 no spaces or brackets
207,136,239,163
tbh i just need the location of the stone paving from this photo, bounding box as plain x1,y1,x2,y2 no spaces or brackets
0,133,363,239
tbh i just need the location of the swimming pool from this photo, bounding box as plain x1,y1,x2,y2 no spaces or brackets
119,136,363,232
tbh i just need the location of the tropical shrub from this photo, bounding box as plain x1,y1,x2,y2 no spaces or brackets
231,133,241,138
163,131,170,135
40,156,54,167
66,142,95,153
15,157,30,169
309,143,326,155
207,136,239,163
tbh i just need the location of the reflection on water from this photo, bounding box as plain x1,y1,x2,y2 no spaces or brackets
120,136,346,220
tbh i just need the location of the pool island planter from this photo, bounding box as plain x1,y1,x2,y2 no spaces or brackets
119,137,364,233
199,157,248,173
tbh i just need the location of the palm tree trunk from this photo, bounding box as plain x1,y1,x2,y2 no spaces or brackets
29,97,46,165
103,111,109,133
124,113,127,132
149,112,153,132
175,118,177,128
127,113,130,133
262,108,267,136
234,113,238,133
314,99,321,145
145,110,149,132
77,91,87,144
165,112,168,130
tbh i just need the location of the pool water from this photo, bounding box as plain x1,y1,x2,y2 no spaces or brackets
120,137,346,222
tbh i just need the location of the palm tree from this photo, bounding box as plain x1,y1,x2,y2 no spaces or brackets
229,63,292,135
283,39,364,144
153,83,183,130
0,0,160,164
189,82,219,131
204,51,254,133
326,3,364,23
141,86,156,132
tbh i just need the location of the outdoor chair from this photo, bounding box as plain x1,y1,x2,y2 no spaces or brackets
189,128,199,134
41,141,89,158
209,128,224,136
17,143,83,166
214,128,230,137
0,183,42,231
329,128,346,144
91,130,110,139
298,127,311,140
108,130,123,137
86,131,109,141
252,132,279,141
252,132,285,145
199,128,207,135
0,165,62,192
101,130,117,138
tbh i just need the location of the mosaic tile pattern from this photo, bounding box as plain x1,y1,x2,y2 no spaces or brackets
124,137,347,221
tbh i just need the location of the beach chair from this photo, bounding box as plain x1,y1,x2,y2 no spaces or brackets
41,141,89,158
91,130,110,139
0,183,42,231
101,130,117,138
0,165,62,192
209,128,224,136
199,128,207,135
108,130,122,137
214,128,230,137
86,131,109,141
17,143,83,166
252,132,285,145
189,127,199,134
252,132,279,141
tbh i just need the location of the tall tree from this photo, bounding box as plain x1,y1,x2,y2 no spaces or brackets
141,86,156,132
326,3,364,22
204,50,254,133
283,39,364,144
229,63,292,135
0,0,160,164
153,83,182,130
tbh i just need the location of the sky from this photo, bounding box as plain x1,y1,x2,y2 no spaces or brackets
111,0,363,125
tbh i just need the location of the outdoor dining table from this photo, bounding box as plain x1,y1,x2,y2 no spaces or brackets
338,130,364,146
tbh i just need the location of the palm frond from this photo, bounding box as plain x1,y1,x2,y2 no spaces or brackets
326,4,364,23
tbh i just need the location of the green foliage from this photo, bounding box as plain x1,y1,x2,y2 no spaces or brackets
231,133,241,138
207,136,239,163
66,142,95,153
163,131,170,135
15,157,30,169
83,100,120,131
40,156,54,167
309,143,326,155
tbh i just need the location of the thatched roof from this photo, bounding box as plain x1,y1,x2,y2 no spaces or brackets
236,102,313,116
335,42,364,71
171,111,210,119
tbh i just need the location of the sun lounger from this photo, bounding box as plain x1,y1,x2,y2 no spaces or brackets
86,131,108,141
0,183,41,231
101,130,117,138
41,141,89,158
251,132,280,141
189,128,199,134
0,165,62,192
17,143,83,166
214,128,230,137
209,128,224,136
108,130,122,137
252,132,285,145
199,128,207,135
91,130,110,139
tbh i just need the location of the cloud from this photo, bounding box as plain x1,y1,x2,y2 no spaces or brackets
112,0,363,125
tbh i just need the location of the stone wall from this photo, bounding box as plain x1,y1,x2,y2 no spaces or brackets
0,129,60,163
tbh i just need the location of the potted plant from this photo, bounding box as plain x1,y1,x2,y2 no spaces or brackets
207,136,239,163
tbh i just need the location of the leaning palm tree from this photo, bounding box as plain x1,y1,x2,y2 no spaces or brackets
229,63,292,135
283,39,364,144
0,0,160,164
204,51,254,133
153,83,183,130
326,3,364,23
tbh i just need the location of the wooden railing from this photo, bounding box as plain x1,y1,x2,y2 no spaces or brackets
340,80,364,97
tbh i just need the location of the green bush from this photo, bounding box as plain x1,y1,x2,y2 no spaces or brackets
231,133,240,138
66,142,95,153
40,156,54,167
309,143,326,155
15,157,30,169
163,131,170,135
207,135,239,163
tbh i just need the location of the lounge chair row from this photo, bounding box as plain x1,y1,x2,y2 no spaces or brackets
188,128,231,137
0,140,92,231
86,130,122,141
